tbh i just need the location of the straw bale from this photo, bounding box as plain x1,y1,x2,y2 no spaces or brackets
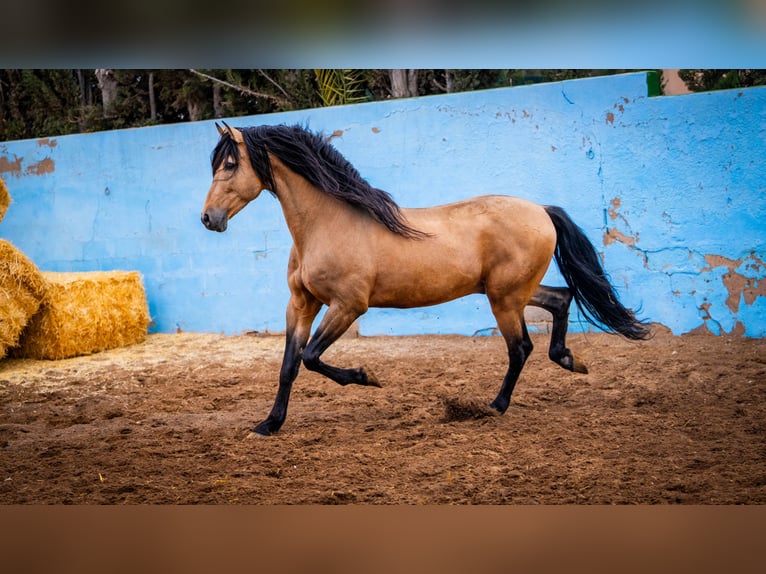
0,176,10,223
13,270,150,360
0,239,48,357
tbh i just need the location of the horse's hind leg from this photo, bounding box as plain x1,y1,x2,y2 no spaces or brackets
488,300,533,414
301,302,381,387
528,285,588,374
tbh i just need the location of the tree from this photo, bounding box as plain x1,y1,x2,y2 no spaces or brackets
0,70,83,140
187,69,296,115
1,69,681,141
678,69,766,92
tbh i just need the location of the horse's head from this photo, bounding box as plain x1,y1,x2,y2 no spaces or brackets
201,122,267,232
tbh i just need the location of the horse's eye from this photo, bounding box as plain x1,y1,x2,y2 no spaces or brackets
224,161,237,170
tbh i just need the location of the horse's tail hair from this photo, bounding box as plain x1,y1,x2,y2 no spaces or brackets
544,205,651,340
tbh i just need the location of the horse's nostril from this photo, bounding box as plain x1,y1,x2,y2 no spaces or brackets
202,212,210,225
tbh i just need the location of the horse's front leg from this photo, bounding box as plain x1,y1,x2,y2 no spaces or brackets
253,294,321,436
302,302,381,387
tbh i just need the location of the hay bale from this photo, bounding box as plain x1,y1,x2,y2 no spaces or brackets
13,270,150,360
0,240,48,357
0,176,10,223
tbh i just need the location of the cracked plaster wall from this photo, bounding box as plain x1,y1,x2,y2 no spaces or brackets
1,72,764,336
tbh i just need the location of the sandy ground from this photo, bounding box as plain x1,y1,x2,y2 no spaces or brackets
0,327,764,504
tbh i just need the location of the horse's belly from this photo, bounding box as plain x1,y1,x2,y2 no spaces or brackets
369,285,483,309
368,262,483,309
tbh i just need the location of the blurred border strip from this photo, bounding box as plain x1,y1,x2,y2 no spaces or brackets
0,506,764,574
0,1,763,68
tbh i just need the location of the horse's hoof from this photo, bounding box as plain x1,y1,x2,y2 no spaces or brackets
253,419,279,436
365,368,382,387
489,398,509,414
571,355,589,374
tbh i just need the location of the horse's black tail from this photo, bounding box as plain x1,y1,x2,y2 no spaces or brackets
544,205,651,340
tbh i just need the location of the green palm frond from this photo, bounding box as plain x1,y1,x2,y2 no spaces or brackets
314,69,369,107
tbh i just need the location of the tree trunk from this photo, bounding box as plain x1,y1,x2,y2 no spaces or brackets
148,72,157,121
95,69,118,118
187,98,204,122
76,69,86,106
432,70,456,93
213,83,224,118
390,69,418,98
444,69,455,93
407,69,418,97
75,69,87,131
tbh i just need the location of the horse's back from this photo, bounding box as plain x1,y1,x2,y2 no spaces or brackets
404,194,549,226
402,195,556,254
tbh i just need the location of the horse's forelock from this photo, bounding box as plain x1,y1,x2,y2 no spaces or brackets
210,133,239,175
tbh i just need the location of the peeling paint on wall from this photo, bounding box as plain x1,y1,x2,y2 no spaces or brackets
603,227,638,247
25,157,55,175
0,152,55,177
0,155,23,177
603,197,647,267
702,253,766,313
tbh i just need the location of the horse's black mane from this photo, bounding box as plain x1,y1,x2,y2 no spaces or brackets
211,124,427,239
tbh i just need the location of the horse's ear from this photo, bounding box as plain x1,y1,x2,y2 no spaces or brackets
215,122,225,136
221,121,244,144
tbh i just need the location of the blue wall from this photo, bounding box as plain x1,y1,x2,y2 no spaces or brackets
1,73,764,337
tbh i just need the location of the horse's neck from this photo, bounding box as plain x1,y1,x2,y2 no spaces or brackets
271,158,348,250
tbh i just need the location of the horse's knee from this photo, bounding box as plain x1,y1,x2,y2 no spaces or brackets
302,348,320,371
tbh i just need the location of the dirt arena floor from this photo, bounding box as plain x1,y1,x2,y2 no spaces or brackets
1,327,764,504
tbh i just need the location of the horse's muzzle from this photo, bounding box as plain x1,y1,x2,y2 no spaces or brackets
201,208,228,232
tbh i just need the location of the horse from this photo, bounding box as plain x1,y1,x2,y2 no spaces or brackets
201,122,650,436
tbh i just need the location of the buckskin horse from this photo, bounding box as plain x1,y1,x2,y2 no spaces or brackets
201,122,649,435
